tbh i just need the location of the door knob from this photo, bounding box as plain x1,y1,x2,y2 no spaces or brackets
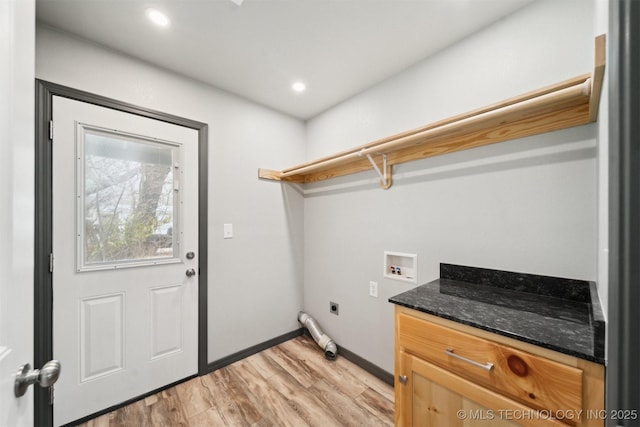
186,268,196,277
15,360,61,397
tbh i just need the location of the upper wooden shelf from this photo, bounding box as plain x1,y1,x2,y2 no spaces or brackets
259,35,605,189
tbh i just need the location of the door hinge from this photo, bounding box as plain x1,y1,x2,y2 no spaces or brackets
49,253,54,273
49,120,54,140
49,385,55,405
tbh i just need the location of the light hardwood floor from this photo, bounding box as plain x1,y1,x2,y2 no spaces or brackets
79,335,395,426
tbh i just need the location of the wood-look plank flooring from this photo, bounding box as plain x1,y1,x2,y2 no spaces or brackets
79,335,395,426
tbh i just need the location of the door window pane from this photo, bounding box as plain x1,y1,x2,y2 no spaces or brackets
79,127,179,270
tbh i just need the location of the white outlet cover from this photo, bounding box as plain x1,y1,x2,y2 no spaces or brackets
369,281,378,298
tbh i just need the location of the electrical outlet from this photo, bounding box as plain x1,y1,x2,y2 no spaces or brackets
329,301,339,315
369,281,378,297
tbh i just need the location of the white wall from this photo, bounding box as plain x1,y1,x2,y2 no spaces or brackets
0,0,35,424
35,0,607,377
304,0,601,373
36,25,306,363
594,0,609,321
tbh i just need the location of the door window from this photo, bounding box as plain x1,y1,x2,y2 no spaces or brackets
77,124,181,271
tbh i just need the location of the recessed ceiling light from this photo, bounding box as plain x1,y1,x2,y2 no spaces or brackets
292,81,306,93
146,8,170,27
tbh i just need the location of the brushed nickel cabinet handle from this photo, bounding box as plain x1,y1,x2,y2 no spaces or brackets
445,348,494,371
398,375,408,385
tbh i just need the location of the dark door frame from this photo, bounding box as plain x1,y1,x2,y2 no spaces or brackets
608,0,640,424
34,80,209,426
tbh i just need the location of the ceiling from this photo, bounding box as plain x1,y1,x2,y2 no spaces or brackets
36,0,535,120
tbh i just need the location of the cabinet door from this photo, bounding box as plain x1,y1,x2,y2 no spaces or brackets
397,351,566,427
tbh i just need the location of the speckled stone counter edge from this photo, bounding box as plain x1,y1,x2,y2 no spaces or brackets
440,263,605,359
390,263,606,364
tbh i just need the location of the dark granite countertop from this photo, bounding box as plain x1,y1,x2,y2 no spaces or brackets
388,264,605,365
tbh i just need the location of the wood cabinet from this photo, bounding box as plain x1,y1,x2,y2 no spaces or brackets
394,306,605,427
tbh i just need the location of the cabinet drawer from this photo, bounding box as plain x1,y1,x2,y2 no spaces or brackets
397,313,583,416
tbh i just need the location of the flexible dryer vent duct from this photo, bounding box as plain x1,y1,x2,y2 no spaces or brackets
298,311,338,360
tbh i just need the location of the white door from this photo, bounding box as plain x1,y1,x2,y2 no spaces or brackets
52,96,199,426
0,0,34,425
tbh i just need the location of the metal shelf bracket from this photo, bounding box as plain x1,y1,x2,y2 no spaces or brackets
359,149,392,189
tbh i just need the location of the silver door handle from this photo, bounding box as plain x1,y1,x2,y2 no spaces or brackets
186,268,196,277
15,360,61,397
445,348,494,371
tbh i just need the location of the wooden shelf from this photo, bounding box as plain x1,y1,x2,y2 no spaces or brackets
259,35,605,189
